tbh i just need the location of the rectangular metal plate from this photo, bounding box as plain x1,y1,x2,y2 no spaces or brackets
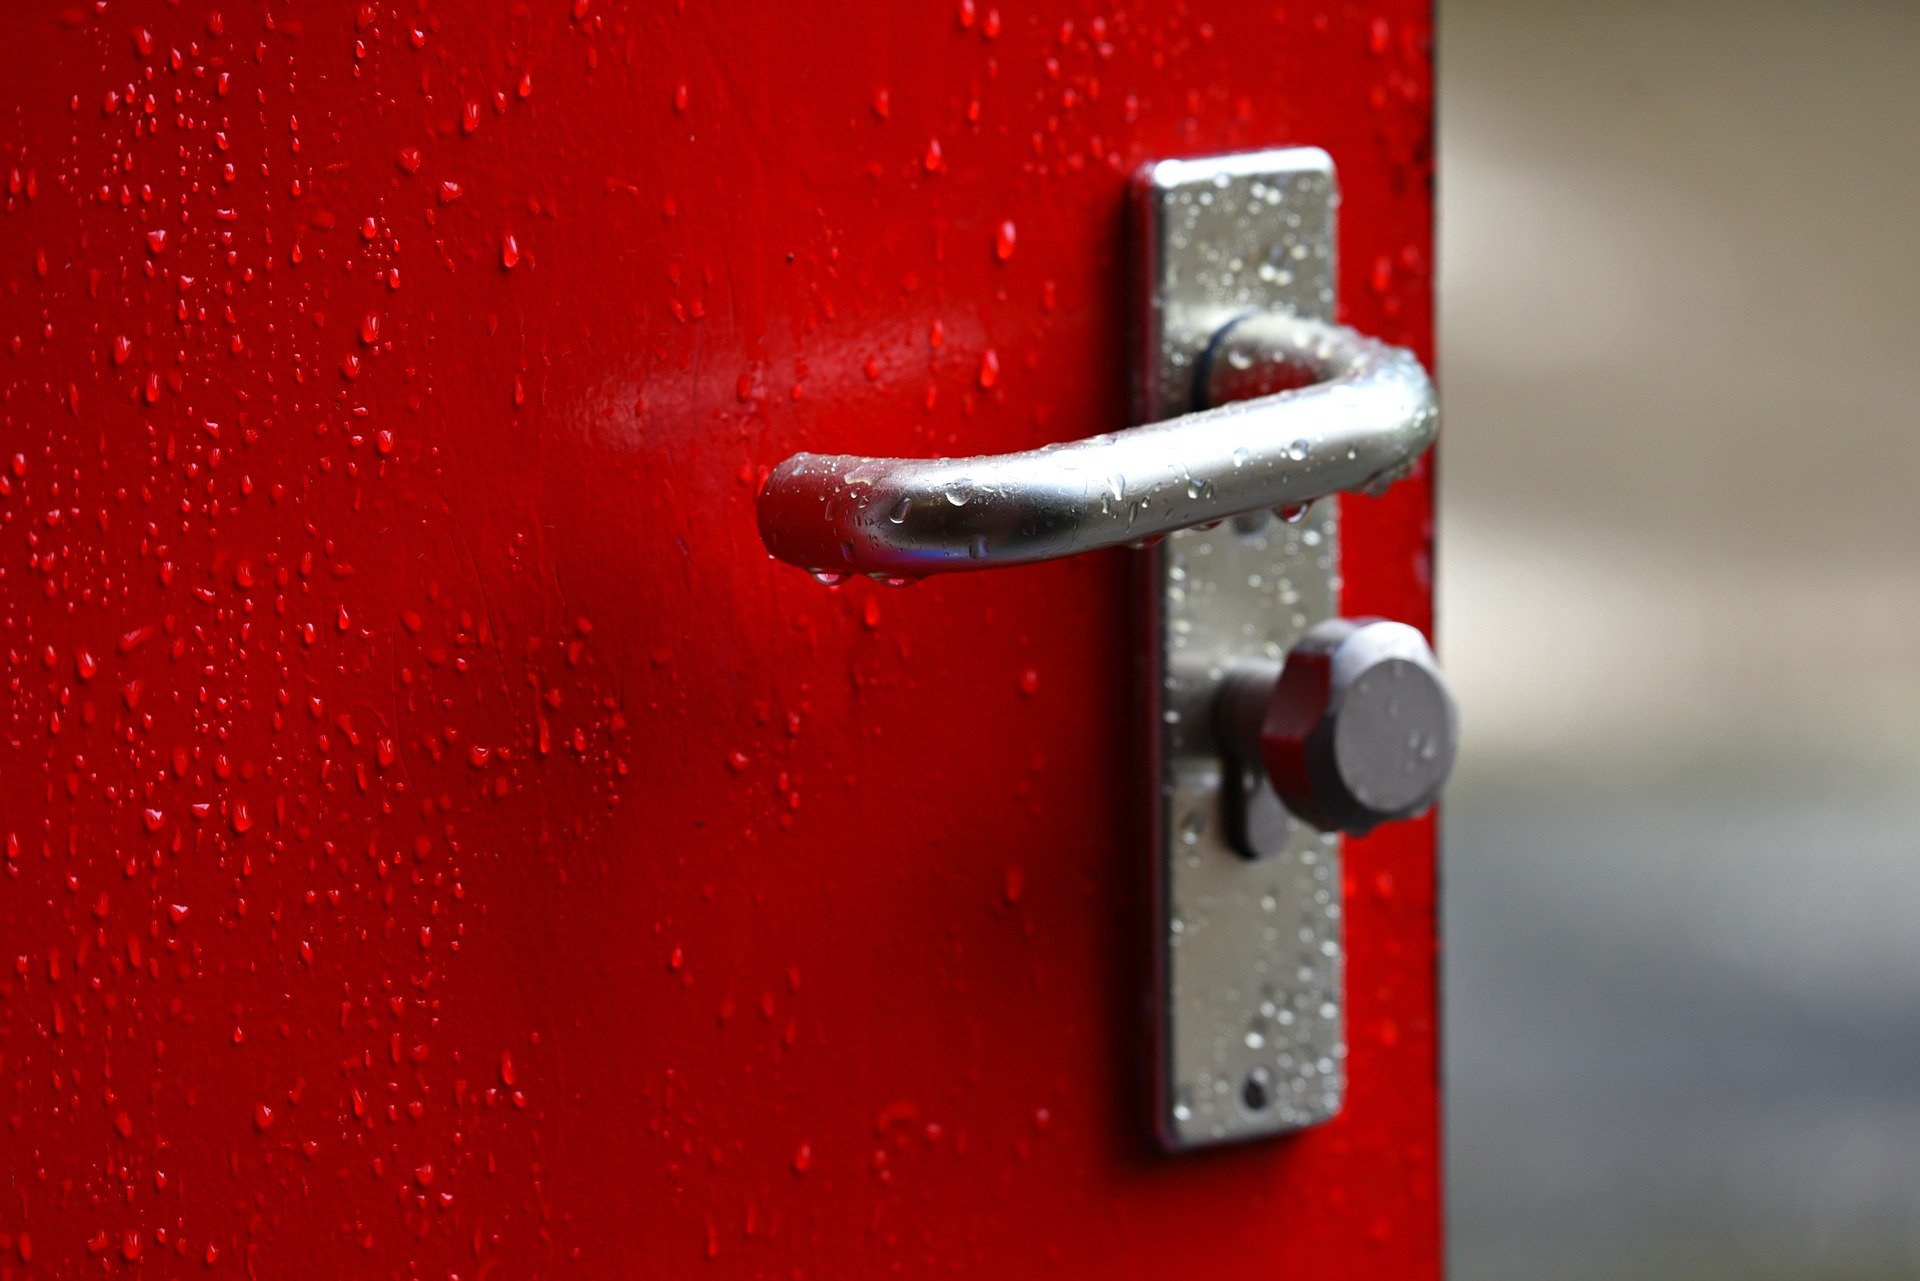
1134,149,1346,1150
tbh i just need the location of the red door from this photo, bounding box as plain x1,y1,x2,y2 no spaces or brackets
0,4,1436,1276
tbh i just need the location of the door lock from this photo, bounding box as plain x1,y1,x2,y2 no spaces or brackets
754,147,1452,1151
1135,149,1453,1150
1218,618,1456,857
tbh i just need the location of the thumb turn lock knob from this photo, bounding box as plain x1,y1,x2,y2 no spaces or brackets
1218,618,1457,852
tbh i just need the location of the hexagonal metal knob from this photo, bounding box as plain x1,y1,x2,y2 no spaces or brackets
1228,618,1457,838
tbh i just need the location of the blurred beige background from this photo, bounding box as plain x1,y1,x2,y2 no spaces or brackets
1439,1,1920,1278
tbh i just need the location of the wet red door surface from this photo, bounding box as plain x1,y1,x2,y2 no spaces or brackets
0,3,1435,1276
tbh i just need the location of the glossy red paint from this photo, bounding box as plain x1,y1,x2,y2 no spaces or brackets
0,3,1435,1276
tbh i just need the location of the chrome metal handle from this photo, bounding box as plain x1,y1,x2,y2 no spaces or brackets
755,311,1436,579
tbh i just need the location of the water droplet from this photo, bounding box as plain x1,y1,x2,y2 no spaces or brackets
977,349,1000,388
994,219,1017,261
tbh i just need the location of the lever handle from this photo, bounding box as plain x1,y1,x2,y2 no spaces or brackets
755,312,1437,579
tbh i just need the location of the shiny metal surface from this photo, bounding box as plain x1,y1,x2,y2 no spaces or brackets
755,308,1435,578
1215,659,1297,861
1140,148,1355,1150
1254,618,1458,836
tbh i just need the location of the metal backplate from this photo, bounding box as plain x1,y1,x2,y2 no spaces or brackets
1135,149,1345,1150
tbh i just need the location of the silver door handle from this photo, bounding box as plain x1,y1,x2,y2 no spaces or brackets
754,310,1436,579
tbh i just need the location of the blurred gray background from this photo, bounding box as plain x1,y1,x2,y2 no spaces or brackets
1439,1,1920,1278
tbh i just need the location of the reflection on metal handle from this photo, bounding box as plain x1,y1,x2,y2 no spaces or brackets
755,312,1436,579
